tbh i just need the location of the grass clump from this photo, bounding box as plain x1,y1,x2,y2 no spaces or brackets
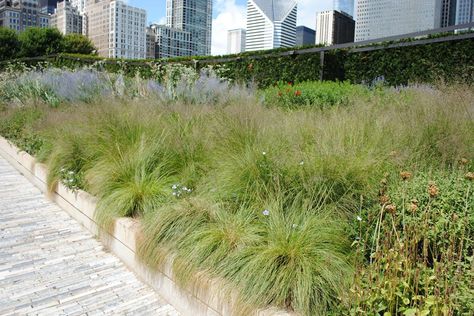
0,68,473,315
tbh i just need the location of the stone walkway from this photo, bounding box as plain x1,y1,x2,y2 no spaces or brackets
0,156,179,316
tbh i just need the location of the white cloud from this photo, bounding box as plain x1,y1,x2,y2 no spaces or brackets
211,0,333,55
211,0,246,55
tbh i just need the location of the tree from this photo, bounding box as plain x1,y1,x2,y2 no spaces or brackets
18,27,63,57
62,33,96,55
0,27,20,61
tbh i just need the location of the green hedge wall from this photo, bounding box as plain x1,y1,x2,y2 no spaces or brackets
345,39,474,85
1,37,473,87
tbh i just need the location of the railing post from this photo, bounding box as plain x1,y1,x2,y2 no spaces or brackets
319,51,325,81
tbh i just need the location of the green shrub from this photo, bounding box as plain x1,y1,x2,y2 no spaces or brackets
0,27,19,61
61,34,96,55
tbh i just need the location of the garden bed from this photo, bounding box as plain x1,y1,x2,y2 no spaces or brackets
0,67,473,315
0,136,292,316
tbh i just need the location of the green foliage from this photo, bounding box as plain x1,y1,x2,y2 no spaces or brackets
0,106,44,155
2,36,473,87
61,34,96,55
263,81,369,109
348,170,474,315
345,39,474,85
18,27,63,57
0,27,19,61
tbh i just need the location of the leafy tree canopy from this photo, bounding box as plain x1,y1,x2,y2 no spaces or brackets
62,34,96,55
19,27,63,57
0,27,20,61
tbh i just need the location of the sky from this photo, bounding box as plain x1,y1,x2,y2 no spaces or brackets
127,0,334,55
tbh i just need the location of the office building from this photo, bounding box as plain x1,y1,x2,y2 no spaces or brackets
456,0,473,24
147,24,195,59
334,0,354,17
50,0,83,34
245,0,297,51
146,26,156,59
355,0,443,41
165,0,212,56
227,28,246,54
316,10,355,45
38,0,57,14
70,0,85,13
85,0,146,59
0,0,49,31
441,0,457,27
295,26,315,46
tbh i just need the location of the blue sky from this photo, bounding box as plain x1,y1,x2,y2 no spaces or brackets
127,0,334,55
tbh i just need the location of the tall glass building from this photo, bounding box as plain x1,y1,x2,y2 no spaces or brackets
456,0,474,24
38,0,58,14
165,0,212,56
355,0,442,41
334,0,354,17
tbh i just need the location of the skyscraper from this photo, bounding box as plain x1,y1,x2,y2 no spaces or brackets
316,10,355,45
355,0,443,41
50,0,83,35
148,24,195,58
85,0,146,59
441,0,457,27
71,0,86,13
334,0,354,17
165,0,212,56
456,0,474,24
227,28,246,54
38,0,58,15
245,0,297,51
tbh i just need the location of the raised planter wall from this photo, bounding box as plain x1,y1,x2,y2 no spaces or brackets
0,136,292,316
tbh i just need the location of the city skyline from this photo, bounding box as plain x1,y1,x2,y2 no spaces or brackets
127,0,333,55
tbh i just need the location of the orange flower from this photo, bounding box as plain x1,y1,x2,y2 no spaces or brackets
294,90,302,97
400,171,412,181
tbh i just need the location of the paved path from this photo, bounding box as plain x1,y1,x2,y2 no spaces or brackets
0,156,179,316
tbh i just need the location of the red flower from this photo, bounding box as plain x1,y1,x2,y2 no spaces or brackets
288,82,293,86
294,90,302,97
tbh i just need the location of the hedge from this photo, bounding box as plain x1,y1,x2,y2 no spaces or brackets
1,35,473,87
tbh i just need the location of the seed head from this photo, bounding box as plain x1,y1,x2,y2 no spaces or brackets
400,171,412,181
428,182,439,198
379,195,390,205
385,204,397,215
460,158,469,165
465,172,474,181
410,199,418,212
